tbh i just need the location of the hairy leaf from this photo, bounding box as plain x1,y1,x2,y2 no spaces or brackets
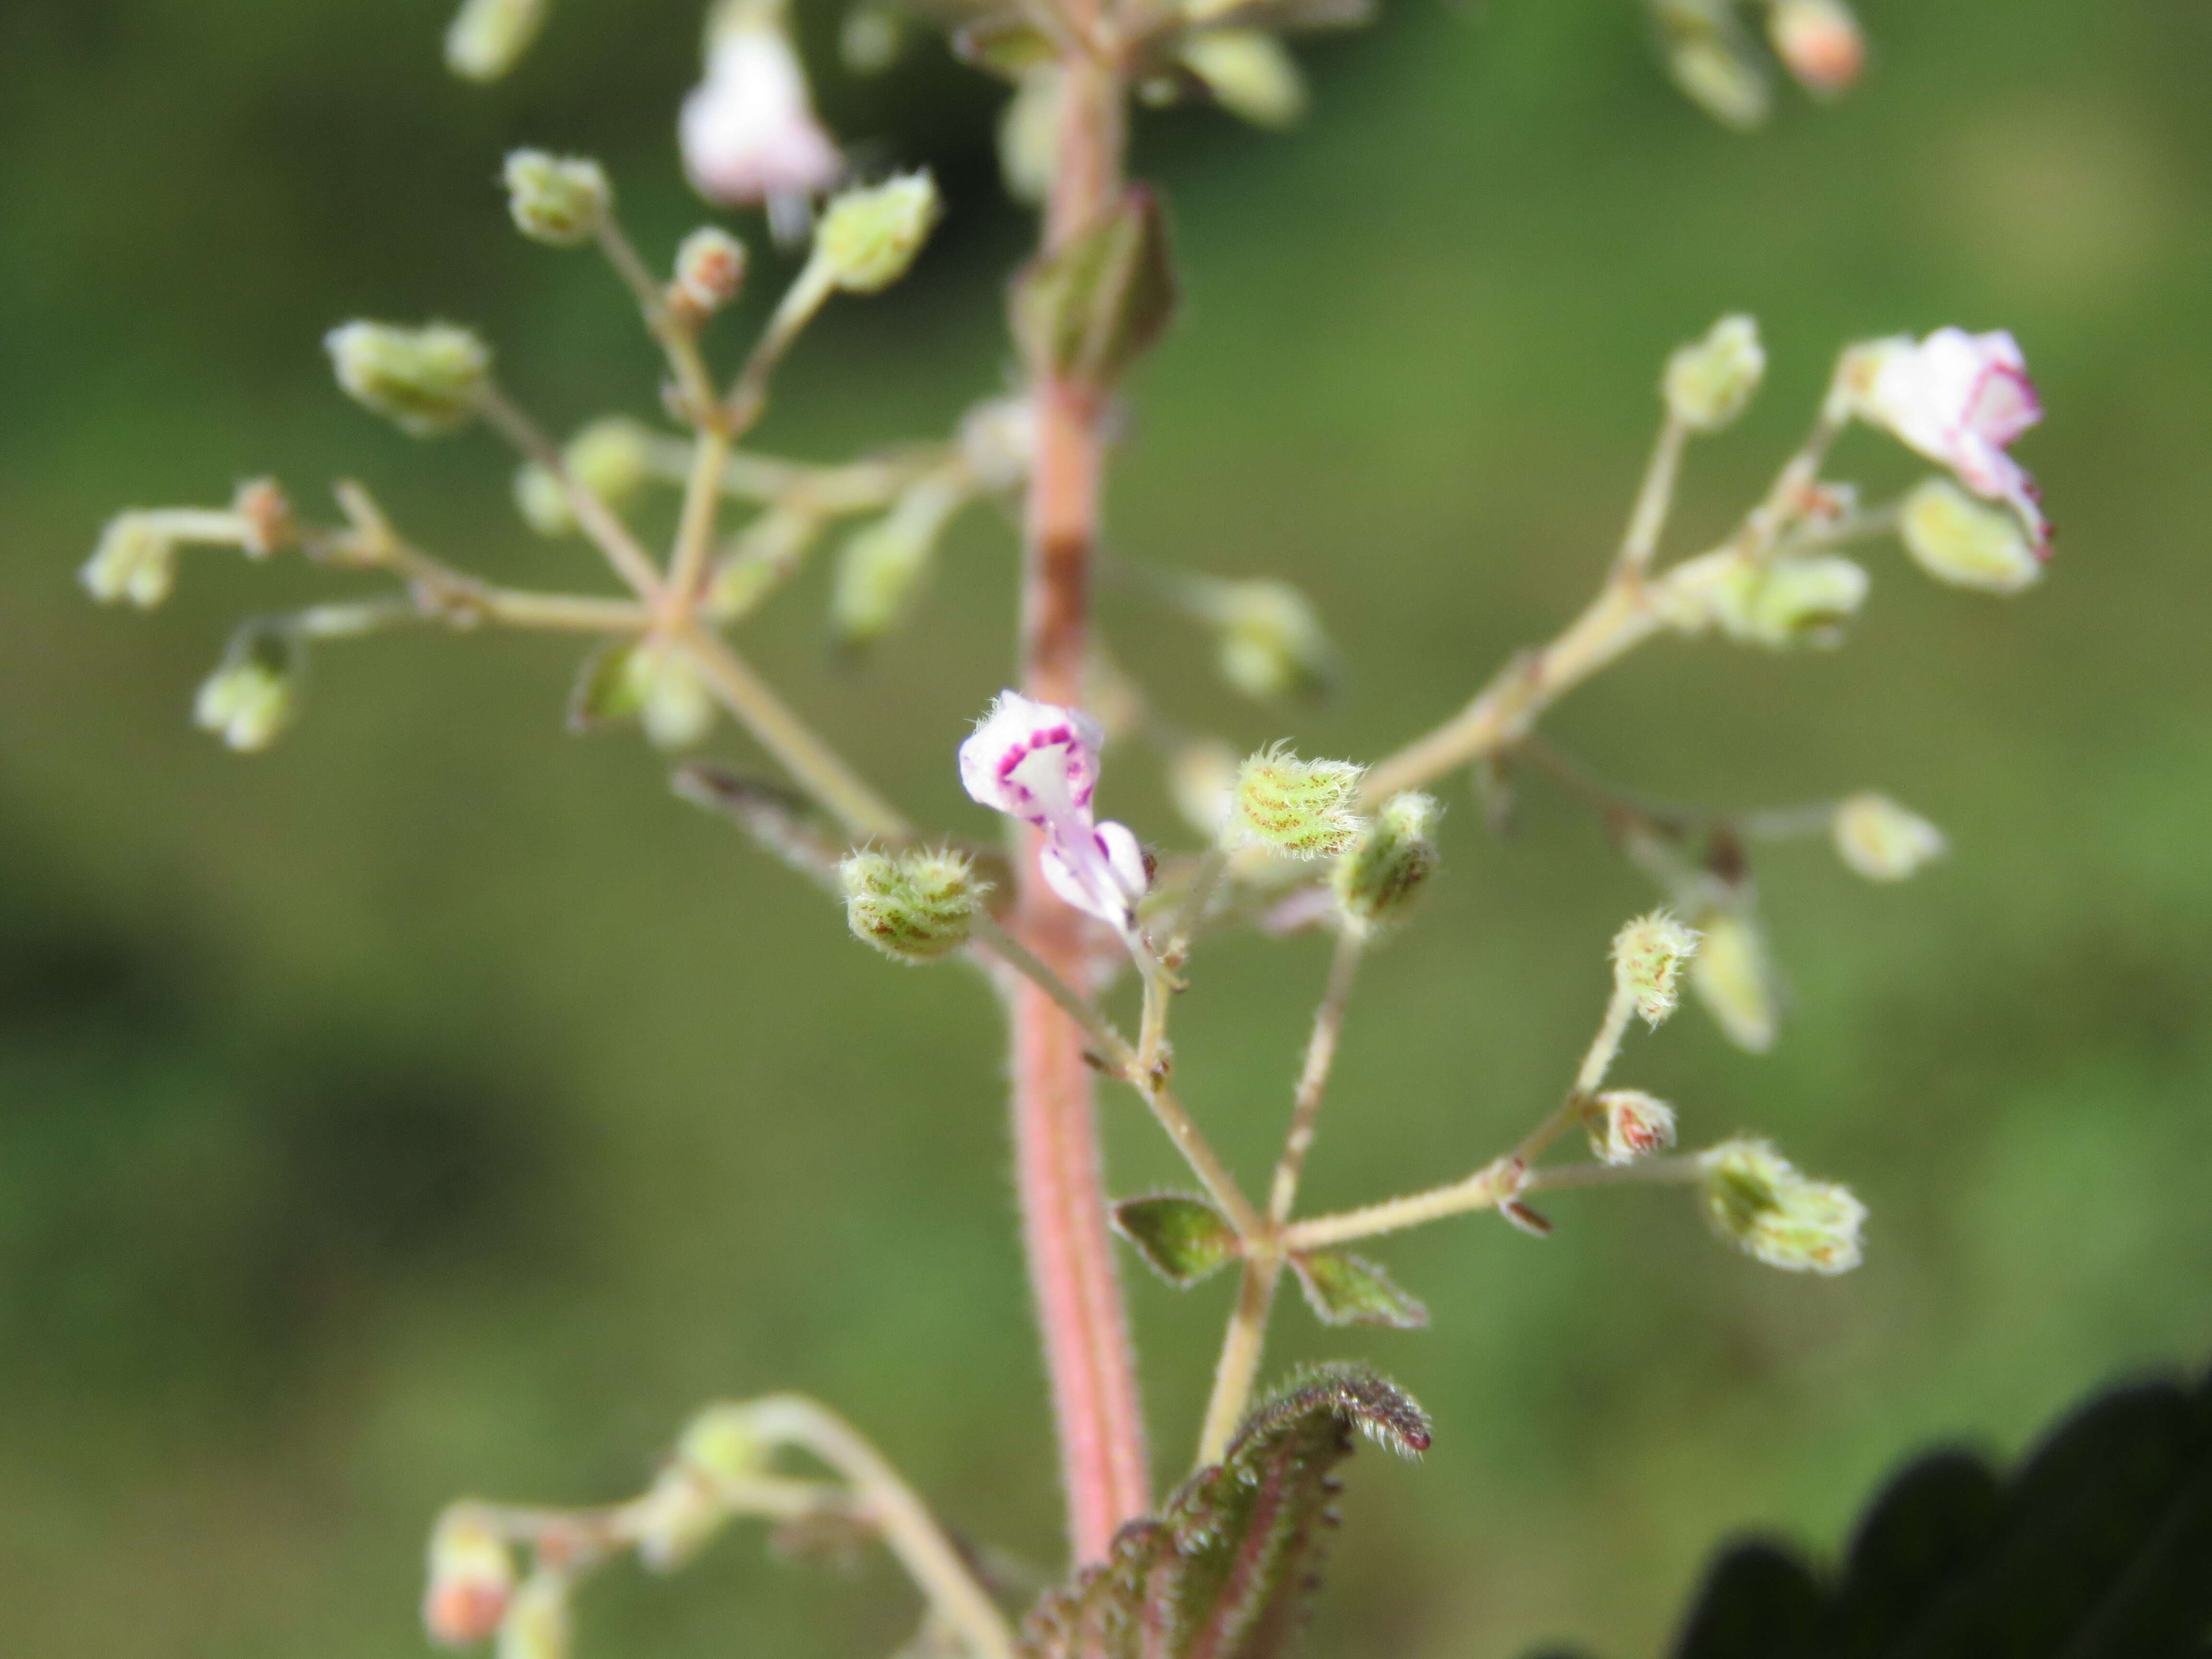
1288,1251,1428,1329
1019,1367,1430,1659
1112,1195,1239,1287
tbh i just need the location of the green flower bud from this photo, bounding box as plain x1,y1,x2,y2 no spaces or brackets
1232,745,1366,858
325,321,491,438
672,227,749,317
839,1,906,73
1176,29,1308,128
1612,909,1701,1026
194,630,299,754
840,848,986,962
815,172,941,293
1167,739,1240,840
1833,792,1946,882
1656,0,1772,130
1664,314,1766,432
503,150,611,247
828,476,964,646
1690,910,1779,1052
1709,554,1870,649
446,0,550,83
626,641,715,751
1699,1136,1865,1274
496,1571,570,1659
81,515,178,610
567,417,656,506
1214,579,1334,703
1899,477,2043,595
676,1404,769,1486
998,68,1061,207
1333,791,1441,932
633,1467,726,1575
513,464,572,537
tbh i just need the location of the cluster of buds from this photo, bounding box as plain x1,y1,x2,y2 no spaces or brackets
80,481,292,609
325,321,491,438
1699,1136,1866,1273
503,151,612,247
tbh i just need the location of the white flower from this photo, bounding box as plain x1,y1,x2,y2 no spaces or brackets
1855,327,2047,548
959,691,1149,932
680,0,843,228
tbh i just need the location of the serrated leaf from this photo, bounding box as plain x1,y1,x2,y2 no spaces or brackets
567,639,644,731
1288,1251,1428,1329
1111,1195,1238,1287
1553,1366,2212,1659
1012,188,1177,393
1018,1367,1430,1659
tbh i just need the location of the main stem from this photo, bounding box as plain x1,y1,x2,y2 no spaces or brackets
1010,43,1149,1564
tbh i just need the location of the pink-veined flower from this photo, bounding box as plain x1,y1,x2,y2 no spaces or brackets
680,0,843,238
1856,327,2048,549
959,691,1149,932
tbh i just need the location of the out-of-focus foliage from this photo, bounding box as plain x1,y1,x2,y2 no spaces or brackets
2,2,2211,1658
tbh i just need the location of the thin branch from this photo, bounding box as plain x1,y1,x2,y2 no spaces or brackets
477,384,667,601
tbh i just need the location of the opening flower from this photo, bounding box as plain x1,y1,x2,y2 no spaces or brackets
1853,327,2047,549
681,0,844,238
959,691,1148,932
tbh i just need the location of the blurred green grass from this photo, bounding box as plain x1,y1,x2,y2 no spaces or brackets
3,0,2211,1655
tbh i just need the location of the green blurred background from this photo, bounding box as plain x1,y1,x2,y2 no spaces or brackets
3,0,2210,1654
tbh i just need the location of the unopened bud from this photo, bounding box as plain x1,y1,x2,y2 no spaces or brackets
628,641,715,751
567,417,656,506
325,321,491,437
446,0,551,82
496,1572,570,1659
672,227,749,318
1590,1090,1678,1166
232,478,296,556
194,630,299,754
1710,554,1870,649
1612,909,1700,1026
815,172,941,292
1768,0,1866,99
840,1,905,72
1699,1135,1864,1273
1832,792,1945,882
513,465,571,538
1664,314,1766,432
503,151,611,247
676,1403,769,1486
1214,580,1334,703
1232,745,1366,858
81,515,178,609
424,1503,517,1647
1177,29,1307,128
1899,477,2041,595
1334,791,1441,932
998,69,1061,206
1661,17,1772,130
1690,910,1778,1052
957,397,1036,493
634,1467,728,1574
829,477,965,646
1168,740,1240,839
841,849,985,962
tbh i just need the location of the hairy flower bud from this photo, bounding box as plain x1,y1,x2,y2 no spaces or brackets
1177,29,1308,128
1768,0,1867,99
628,641,714,751
1232,745,1366,858
1590,1089,1678,1166
1691,910,1779,1052
1699,1136,1865,1273
1664,314,1766,432
815,172,942,293
672,227,749,318
1709,554,1870,649
1213,579,1334,703
325,321,491,437
497,1572,571,1659
446,0,550,82
1832,792,1946,882
1899,477,2043,594
81,515,178,609
1334,791,1441,932
503,150,611,247
1612,909,1700,1026
194,630,299,753
423,1503,516,1647
841,849,985,962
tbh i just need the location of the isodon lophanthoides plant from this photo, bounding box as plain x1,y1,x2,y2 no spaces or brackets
80,1,2058,1655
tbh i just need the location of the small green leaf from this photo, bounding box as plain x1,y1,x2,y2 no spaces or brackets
567,640,644,731
1111,1195,1238,1287
1289,1250,1428,1328
1012,187,1177,393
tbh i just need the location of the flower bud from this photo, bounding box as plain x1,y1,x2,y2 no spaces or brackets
676,1403,769,1486
815,172,941,293
325,321,491,437
1899,477,2042,595
423,1503,517,1647
829,477,965,647
497,1572,570,1659
1214,580,1334,703
672,227,749,318
1690,910,1778,1052
1664,314,1766,433
1612,909,1700,1026
1231,745,1366,858
193,630,299,754
1709,555,1870,649
998,69,1062,206
634,1467,728,1574
1655,0,1772,131
568,417,656,507
1176,29,1308,128
1699,1136,1865,1274
1832,792,1945,883
957,397,1036,493
232,478,296,557
841,849,986,962
502,151,610,247
1168,740,1239,840
1333,791,1441,932
628,641,714,751
81,515,178,609
513,464,571,538
446,0,550,82
1767,0,1866,99
840,1,906,73
1590,1090,1678,1166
